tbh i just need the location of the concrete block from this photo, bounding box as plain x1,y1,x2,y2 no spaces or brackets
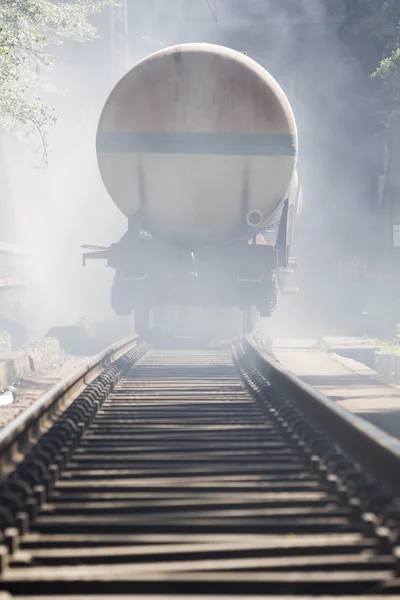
0,352,31,388
0,338,65,388
375,353,400,384
321,336,378,369
23,338,64,372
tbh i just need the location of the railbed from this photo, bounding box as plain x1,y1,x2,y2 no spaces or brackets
0,335,400,597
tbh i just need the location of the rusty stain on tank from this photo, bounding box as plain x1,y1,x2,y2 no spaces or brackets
101,49,293,136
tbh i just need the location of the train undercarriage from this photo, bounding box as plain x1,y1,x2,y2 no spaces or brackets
83,199,295,336
84,235,281,335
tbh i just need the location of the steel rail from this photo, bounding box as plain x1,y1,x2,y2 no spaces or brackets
0,334,140,475
244,335,400,494
2,338,400,596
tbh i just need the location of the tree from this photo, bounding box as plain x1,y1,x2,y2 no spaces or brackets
364,1,400,72
0,0,113,165
353,1,400,122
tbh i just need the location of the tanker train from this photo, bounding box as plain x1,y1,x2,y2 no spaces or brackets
84,43,301,334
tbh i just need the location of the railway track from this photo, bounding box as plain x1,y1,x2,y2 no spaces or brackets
1,335,400,598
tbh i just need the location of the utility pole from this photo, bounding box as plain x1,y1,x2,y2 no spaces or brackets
110,0,130,80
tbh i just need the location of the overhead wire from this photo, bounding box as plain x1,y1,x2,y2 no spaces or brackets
204,0,219,24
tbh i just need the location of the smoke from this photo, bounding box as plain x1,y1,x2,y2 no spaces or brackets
126,0,366,339
1,19,126,338
213,0,375,338
1,0,378,341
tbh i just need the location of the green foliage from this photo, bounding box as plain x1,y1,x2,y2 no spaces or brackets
341,1,400,124
361,1,400,122
378,342,400,356
0,0,114,164
377,322,400,355
374,48,400,77
0,331,12,352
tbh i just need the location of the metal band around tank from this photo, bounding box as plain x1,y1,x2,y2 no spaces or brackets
97,132,298,157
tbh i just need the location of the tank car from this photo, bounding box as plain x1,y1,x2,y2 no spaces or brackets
84,43,301,333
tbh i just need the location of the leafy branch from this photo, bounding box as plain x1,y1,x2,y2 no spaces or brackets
338,1,400,125
0,0,115,165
